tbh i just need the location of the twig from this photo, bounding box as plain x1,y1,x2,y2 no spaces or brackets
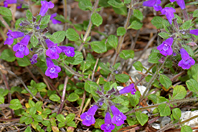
127,34,157,71
25,66,39,83
82,0,100,42
0,15,11,30
139,56,168,103
0,67,39,101
113,0,134,65
63,0,67,31
126,97,198,115
58,76,69,114
91,58,99,80
1,73,14,117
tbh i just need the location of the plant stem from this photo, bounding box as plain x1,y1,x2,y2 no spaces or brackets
113,0,133,65
139,56,168,103
82,0,99,42
126,97,198,115
63,0,67,31
58,76,69,114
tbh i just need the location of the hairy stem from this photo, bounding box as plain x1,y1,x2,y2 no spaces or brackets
113,0,133,65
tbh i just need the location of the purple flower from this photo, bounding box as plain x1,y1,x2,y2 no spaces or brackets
119,83,136,95
178,48,195,69
143,0,162,11
59,46,75,57
189,29,198,36
45,39,62,59
157,37,173,56
4,0,17,7
111,105,126,126
170,0,185,10
161,7,176,24
80,105,98,126
39,1,54,16
101,112,115,132
50,13,61,24
30,54,38,64
13,35,30,58
4,30,24,45
45,58,61,79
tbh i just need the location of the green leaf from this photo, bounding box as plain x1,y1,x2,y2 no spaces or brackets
182,45,194,57
33,115,43,122
66,28,79,41
128,20,143,30
29,107,37,115
0,7,11,16
158,103,171,116
129,91,141,107
148,49,161,63
108,0,124,8
65,113,75,122
15,18,25,29
94,119,105,128
0,49,16,62
133,9,143,21
65,51,83,65
26,10,33,21
0,89,9,96
133,61,143,72
115,74,129,83
151,16,168,29
80,61,91,72
193,10,198,17
0,96,5,104
40,15,51,25
9,99,22,110
113,7,127,16
90,41,107,53
25,126,32,132
172,108,181,120
50,31,66,43
42,120,50,126
180,20,192,30
159,74,172,89
49,94,60,102
54,14,66,22
17,56,31,67
172,85,187,99
67,93,79,102
124,0,131,4
78,0,92,11
91,13,103,27
107,35,118,49
99,62,111,74
181,125,192,132
186,79,198,93
0,7,12,18
135,111,148,126
158,32,170,39
119,50,134,60
84,80,98,94
117,27,126,36
56,114,66,122
190,64,198,82
67,121,77,128
28,100,35,107
30,35,39,47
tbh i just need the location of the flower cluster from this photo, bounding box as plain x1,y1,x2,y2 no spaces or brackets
4,0,24,9
81,84,136,131
143,0,196,69
4,0,72,79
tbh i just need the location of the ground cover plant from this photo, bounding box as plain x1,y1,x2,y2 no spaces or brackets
0,0,198,131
